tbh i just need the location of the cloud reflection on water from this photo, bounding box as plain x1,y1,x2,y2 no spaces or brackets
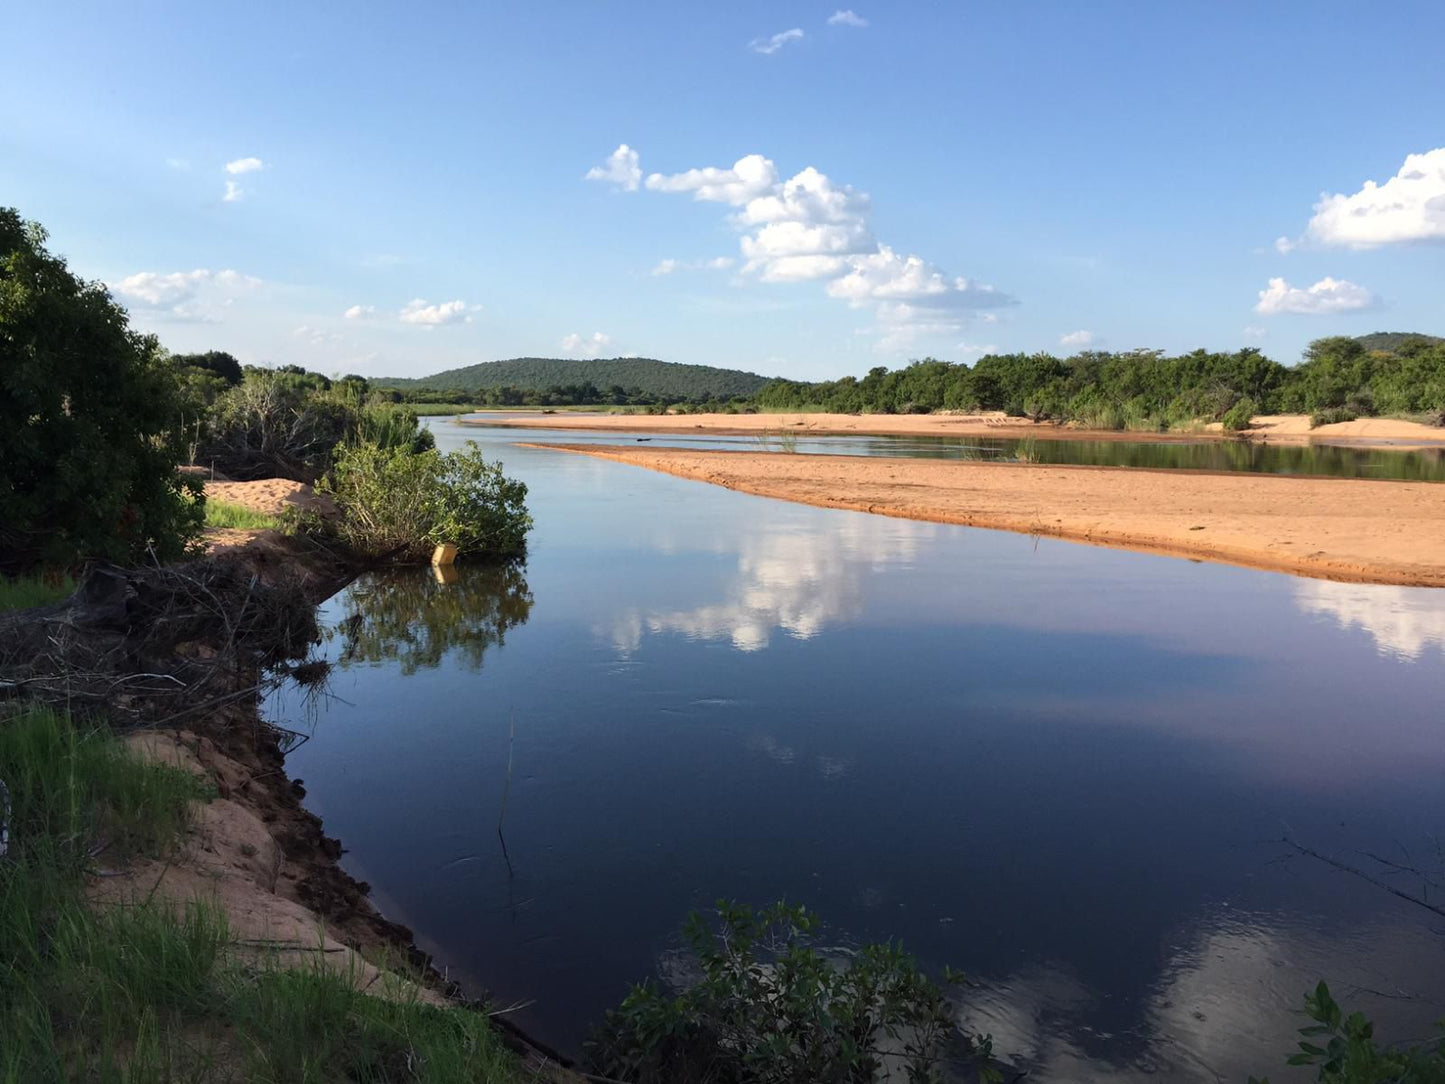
958,907,1445,1082
1294,580,1445,660
603,515,936,653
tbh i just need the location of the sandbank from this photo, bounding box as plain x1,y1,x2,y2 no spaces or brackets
528,443,1445,587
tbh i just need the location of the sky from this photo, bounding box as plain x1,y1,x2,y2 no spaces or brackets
3,1,1443,383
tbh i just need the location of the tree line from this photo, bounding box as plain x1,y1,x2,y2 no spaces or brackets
754,336,1445,430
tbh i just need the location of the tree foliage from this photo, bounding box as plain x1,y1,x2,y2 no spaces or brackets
0,208,203,573
378,356,770,401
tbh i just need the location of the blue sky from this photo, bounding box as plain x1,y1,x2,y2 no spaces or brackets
4,2,1442,382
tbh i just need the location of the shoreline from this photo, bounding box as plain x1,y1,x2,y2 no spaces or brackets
461,410,1445,449
526,443,1445,588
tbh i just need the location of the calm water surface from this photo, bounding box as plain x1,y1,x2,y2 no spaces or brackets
267,422,1445,1081
460,413,1445,481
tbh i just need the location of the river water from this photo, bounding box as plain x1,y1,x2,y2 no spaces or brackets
266,421,1445,1081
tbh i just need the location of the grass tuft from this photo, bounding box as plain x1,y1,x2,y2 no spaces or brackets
0,574,74,613
204,500,283,531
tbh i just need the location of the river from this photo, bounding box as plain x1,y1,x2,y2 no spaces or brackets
266,420,1445,1081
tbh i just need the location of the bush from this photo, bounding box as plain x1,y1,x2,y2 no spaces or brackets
1310,407,1359,429
321,442,532,562
588,900,998,1084
1222,397,1257,432
0,209,204,573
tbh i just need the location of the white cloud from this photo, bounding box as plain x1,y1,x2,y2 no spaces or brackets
1242,324,1267,340
343,305,375,320
561,331,612,357
222,181,245,203
293,325,342,347
1059,330,1094,349
111,268,261,322
749,28,804,55
645,154,779,204
1302,147,1445,248
1273,235,1296,255
225,157,266,175
650,256,734,276
585,143,642,192
956,342,997,358
827,9,867,27
1295,580,1445,661
600,145,1013,350
165,157,190,171
1254,276,1379,316
399,298,474,326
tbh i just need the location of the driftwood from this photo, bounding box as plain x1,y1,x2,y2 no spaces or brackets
0,557,319,722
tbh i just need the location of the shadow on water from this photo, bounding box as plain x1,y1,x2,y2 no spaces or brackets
329,560,534,675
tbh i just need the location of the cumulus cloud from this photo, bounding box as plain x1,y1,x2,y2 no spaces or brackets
225,157,265,175
585,144,642,191
1301,147,1445,248
1059,330,1094,349
607,145,1014,349
293,325,342,347
645,153,779,204
1254,276,1379,316
827,9,867,27
749,28,804,54
399,299,474,326
650,256,734,276
343,304,375,320
111,268,261,322
1242,324,1267,340
222,181,245,203
561,331,612,357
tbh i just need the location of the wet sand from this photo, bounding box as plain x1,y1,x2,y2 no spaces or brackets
465,410,1445,447
529,443,1445,587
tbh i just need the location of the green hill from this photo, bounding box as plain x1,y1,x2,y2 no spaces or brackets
1356,331,1444,353
379,357,770,400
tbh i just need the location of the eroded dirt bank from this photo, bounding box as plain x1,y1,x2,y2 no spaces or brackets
465,410,1445,447
531,443,1445,587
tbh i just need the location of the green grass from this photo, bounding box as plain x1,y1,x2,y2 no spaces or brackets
0,706,529,1083
0,574,73,613
204,500,283,530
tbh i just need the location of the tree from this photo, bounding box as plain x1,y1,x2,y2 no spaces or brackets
172,350,243,385
0,208,203,574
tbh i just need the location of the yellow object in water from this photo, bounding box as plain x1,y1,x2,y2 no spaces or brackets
431,543,458,567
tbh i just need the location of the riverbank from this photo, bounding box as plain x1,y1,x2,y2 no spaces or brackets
465,409,1445,448
0,480,574,1080
529,444,1445,587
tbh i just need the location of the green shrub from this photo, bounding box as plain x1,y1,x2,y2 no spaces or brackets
588,899,999,1084
321,442,532,562
0,208,204,573
1222,397,1257,432
1250,982,1445,1083
1310,407,1359,429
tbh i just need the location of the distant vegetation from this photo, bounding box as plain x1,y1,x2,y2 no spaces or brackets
754,334,1445,431
377,355,770,404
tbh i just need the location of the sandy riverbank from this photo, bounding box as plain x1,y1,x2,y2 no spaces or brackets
466,410,1445,447
530,444,1445,587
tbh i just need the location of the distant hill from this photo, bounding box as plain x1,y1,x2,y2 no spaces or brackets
378,357,770,400
1356,331,1444,353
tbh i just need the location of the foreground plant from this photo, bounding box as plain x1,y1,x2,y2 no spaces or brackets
589,899,999,1084
1251,982,1445,1084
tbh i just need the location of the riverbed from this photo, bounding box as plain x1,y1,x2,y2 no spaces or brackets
267,421,1445,1082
